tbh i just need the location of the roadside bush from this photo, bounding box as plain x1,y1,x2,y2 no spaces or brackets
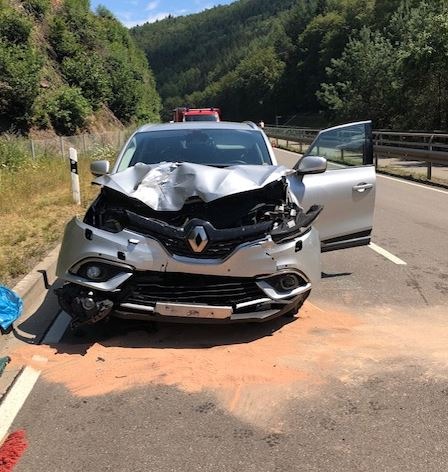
0,9,33,44
31,94,51,129
62,52,111,110
47,86,92,135
49,17,80,59
22,0,51,19
0,135,30,170
0,43,43,128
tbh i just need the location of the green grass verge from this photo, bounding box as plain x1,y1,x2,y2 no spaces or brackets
0,139,116,287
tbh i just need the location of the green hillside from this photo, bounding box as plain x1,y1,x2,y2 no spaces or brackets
133,0,448,131
132,0,296,122
0,0,161,135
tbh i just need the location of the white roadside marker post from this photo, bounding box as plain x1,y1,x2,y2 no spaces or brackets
69,147,81,205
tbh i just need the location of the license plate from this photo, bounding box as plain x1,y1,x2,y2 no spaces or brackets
155,302,232,319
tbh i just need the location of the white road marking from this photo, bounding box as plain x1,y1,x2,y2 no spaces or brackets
0,311,69,441
376,174,448,195
42,311,71,345
0,366,40,441
369,243,407,265
275,148,448,194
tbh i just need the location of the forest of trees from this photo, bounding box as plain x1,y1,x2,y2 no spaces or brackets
133,0,448,131
1,0,447,133
0,0,160,135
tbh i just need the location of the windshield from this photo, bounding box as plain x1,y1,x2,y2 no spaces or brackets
117,129,272,170
184,114,219,122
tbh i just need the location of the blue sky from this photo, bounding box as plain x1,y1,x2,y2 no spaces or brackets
91,0,236,27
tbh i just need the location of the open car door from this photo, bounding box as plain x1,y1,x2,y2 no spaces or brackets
291,121,376,252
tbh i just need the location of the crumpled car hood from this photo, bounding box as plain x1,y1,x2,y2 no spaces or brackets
95,162,294,211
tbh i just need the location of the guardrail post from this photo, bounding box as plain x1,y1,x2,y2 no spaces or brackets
69,148,81,205
427,135,434,180
373,133,377,170
82,134,87,154
30,139,36,159
341,149,345,162
59,136,65,159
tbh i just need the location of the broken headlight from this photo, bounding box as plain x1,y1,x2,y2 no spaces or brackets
271,205,323,243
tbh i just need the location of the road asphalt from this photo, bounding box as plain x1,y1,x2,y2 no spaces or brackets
7,148,448,471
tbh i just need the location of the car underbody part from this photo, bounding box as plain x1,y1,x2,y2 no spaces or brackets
55,285,114,329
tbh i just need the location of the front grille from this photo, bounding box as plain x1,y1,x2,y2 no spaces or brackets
121,272,265,307
162,237,242,259
123,213,271,260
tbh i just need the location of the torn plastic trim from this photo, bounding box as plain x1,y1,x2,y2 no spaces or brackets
55,284,114,329
271,204,323,243
125,213,273,243
63,272,132,292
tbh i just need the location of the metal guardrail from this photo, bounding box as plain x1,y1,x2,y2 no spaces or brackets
265,125,448,180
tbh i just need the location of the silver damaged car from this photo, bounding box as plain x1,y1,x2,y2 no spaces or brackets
56,121,376,327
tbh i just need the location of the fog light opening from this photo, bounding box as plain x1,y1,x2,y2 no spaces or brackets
279,274,300,291
86,265,103,280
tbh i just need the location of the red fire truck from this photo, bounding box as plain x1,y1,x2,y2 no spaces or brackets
172,107,221,122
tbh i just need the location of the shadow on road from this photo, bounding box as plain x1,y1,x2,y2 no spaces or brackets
12,277,298,356
51,315,297,356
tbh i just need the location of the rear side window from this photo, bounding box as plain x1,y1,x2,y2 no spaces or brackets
117,129,272,170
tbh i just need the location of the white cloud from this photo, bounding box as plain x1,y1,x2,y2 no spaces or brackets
123,11,170,28
146,1,159,11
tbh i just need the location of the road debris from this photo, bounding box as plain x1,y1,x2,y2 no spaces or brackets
0,357,10,377
0,430,28,472
0,286,23,334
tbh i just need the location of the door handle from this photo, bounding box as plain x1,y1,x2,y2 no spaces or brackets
353,183,373,193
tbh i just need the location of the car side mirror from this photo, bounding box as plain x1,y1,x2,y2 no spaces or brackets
90,160,110,177
295,155,327,174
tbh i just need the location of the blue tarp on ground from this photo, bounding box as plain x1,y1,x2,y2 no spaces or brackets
0,285,23,331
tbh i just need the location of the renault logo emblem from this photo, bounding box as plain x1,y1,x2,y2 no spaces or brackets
187,226,208,253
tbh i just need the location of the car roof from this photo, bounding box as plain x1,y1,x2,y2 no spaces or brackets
135,121,260,133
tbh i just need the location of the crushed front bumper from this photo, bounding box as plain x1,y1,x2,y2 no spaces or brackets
56,218,321,325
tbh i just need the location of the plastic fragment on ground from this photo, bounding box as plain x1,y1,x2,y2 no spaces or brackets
0,286,23,332
0,430,28,472
0,357,10,377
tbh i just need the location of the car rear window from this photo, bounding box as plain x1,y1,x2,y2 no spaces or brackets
184,114,219,122
118,129,272,170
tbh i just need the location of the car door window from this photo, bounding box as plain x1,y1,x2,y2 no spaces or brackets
119,137,137,169
305,121,373,166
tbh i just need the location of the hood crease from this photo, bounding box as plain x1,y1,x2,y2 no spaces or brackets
95,162,295,212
